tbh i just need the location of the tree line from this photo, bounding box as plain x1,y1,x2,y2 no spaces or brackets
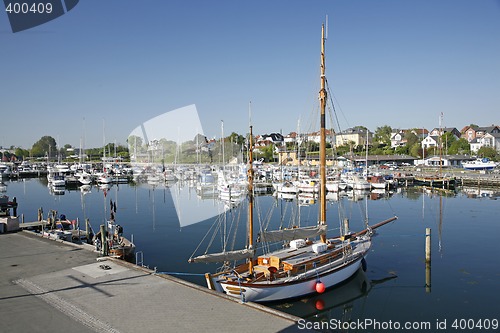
4,126,499,163
5,136,129,162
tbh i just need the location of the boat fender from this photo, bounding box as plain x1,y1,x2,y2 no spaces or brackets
362,258,367,272
315,281,325,294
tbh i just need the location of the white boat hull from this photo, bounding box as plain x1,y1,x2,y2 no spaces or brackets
51,180,66,187
274,182,298,194
370,182,387,189
215,254,365,302
462,163,497,170
210,237,371,303
325,181,339,192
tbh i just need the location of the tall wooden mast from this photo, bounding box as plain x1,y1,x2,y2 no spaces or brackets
319,24,328,243
247,125,254,274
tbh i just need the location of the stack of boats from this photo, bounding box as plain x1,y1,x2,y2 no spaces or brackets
272,167,395,199
45,163,133,192
138,162,398,204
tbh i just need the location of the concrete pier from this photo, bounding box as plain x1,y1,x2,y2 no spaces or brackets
0,231,304,333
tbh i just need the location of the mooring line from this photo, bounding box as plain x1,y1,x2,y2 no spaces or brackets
156,272,205,276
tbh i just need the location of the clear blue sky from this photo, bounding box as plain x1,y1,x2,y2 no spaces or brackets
1,0,499,149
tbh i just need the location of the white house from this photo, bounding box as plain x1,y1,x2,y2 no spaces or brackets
307,129,334,144
469,138,482,153
390,131,405,148
421,135,439,150
470,133,500,153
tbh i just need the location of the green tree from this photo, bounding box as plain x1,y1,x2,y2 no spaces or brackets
256,145,274,162
477,146,497,159
441,132,457,154
228,132,245,145
127,135,144,150
409,142,423,158
353,125,368,132
448,138,470,155
395,145,409,155
373,125,392,146
31,136,57,158
370,145,386,155
14,148,30,160
404,132,419,148
335,144,351,156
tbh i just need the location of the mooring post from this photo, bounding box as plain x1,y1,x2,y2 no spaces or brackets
100,224,108,256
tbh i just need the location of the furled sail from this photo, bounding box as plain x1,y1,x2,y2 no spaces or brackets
189,248,255,263
259,225,327,242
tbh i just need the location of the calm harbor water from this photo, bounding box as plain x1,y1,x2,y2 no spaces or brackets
4,177,500,331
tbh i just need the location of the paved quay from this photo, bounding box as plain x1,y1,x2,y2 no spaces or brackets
0,231,308,333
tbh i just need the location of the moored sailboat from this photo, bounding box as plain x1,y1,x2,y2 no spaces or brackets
189,24,397,302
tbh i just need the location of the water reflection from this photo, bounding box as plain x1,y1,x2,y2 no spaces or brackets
5,178,500,325
269,268,397,322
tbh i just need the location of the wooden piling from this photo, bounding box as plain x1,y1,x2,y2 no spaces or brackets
100,224,108,256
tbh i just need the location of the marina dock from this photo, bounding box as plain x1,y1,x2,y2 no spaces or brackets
0,231,304,333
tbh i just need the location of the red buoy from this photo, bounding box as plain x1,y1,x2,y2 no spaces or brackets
315,281,325,294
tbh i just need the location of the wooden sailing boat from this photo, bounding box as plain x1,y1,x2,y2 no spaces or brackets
189,24,397,302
